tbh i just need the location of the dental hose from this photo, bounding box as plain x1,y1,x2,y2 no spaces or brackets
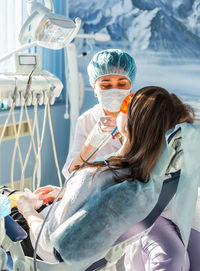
33,125,121,271
0,103,14,144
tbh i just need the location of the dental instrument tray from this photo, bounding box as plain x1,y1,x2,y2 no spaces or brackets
0,53,63,106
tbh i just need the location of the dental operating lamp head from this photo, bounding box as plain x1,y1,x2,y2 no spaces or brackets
19,0,81,49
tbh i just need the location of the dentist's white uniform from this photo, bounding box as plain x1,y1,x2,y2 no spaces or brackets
62,103,122,179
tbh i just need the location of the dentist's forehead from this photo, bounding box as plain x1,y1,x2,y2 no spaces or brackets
97,74,130,82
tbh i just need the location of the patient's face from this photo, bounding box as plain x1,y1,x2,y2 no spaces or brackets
116,112,128,138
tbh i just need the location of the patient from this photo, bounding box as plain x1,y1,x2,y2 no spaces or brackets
15,86,199,269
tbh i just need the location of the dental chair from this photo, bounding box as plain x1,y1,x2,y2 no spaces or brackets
0,194,11,271
2,170,180,271
2,123,200,271
0,217,8,270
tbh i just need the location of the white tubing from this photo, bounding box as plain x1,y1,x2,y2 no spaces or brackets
0,103,14,144
20,105,37,190
32,105,38,191
11,109,24,175
36,103,47,188
24,103,37,158
34,104,41,190
32,103,47,190
47,102,62,187
10,105,24,189
24,104,38,191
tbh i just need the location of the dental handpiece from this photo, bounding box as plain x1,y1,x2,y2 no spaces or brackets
85,126,121,162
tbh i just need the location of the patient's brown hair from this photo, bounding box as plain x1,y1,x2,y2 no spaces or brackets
79,86,194,183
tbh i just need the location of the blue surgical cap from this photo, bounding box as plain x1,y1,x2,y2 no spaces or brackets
87,49,136,87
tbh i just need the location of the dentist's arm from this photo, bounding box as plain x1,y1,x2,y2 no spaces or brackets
68,116,116,173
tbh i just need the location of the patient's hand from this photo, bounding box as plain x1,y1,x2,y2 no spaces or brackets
34,185,64,204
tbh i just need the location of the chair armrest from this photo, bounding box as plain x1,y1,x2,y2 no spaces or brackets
5,215,27,242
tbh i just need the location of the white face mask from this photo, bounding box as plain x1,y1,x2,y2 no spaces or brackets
96,88,131,112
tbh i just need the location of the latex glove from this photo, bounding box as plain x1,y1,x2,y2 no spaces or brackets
85,116,116,148
24,188,43,209
34,185,63,204
17,195,37,216
17,188,43,216
99,116,116,133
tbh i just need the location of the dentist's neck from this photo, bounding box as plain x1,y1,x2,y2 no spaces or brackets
103,107,119,118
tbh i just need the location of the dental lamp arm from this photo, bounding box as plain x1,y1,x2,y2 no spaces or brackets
0,42,37,63
44,0,54,12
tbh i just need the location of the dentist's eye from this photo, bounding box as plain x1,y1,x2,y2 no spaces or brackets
100,84,112,89
117,81,130,88
118,83,126,87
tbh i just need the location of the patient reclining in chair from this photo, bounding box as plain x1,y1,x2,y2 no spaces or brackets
5,86,200,270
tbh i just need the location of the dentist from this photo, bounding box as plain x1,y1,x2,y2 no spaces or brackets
62,49,137,177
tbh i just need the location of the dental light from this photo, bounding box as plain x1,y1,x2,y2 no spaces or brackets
0,0,81,192
19,0,81,49
0,0,81,106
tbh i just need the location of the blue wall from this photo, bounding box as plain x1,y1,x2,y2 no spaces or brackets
0,104,70,187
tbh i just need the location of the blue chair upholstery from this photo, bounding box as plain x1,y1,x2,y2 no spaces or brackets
5,215,27,242
4,171,180,271
53,170,180,270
